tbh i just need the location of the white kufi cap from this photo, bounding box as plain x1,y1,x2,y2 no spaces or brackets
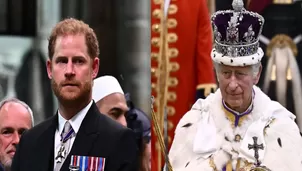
92,75,124,102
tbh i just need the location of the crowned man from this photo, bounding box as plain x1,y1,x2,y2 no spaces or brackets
167,0,302,170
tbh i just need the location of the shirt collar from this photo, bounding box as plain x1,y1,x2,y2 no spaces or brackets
58,100,93,135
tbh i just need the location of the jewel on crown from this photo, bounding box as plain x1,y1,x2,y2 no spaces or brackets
225,0,245,44
214,25,222,41
232,0,244,12
226,13,240,43
244,25,255,43
211,0,264,57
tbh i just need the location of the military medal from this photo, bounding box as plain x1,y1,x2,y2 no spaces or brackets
69,165,80,171
69,155,106,171
55,144,67,163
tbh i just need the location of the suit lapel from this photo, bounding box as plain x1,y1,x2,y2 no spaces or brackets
61,103,100,170
34,115,57,171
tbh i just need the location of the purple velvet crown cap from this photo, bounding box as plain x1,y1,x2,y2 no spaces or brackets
210,0,265,66
211,0,264,48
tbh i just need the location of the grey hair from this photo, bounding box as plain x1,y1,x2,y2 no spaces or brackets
214,62,261,79
0,98,34,126
251,62,261,77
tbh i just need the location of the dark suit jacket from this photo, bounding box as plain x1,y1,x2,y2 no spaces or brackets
0,163,4,171
11,102,139,171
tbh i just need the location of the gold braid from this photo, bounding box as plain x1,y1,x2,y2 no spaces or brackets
151,97,173,171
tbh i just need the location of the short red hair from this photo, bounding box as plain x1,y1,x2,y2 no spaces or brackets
48,18,99,59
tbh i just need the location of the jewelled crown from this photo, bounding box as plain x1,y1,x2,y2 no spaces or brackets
211,0,265,66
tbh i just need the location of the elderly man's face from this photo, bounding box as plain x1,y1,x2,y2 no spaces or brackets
0,102,32,168
96,93,128,126
217,64,261,112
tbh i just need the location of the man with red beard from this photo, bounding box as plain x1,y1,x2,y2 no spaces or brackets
0,98,33,171
11,18,139,171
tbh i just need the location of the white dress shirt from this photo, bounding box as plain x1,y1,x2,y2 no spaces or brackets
53,100,93,170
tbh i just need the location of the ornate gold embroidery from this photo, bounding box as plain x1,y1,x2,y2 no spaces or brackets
168,62,180,72
167,106,175,116
168,4,178,14
152,9,161,19
226,161,233,171
151,52,159,60
151,37,160,47
209,157,218,171
167,92,177,102
266,34,297,57
151,83,156,90
151,68,158,77
168,121,174,130
168,48,178,58
167,77,178,87
167,19,177,29
153,0,161,4
196,84,217,97
266,34,296,81
167,33,178,43
238,115,249,127
244,159,255,169
223,107,250,127
236,158,241,170
239,159,271,171
152,24,161,33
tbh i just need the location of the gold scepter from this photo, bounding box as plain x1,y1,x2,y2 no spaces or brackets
151,96,173,171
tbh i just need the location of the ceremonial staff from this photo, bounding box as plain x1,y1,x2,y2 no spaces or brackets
151,96,173,171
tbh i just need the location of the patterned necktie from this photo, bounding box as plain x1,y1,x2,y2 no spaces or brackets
54,121,75,171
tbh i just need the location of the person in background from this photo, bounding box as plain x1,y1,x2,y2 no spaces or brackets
92,76,151,171
0,98,34,171
92,75,128,126
125,93,151,171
